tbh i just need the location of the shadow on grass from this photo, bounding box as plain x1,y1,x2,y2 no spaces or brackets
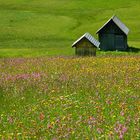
99,46,140,53
127,46,140,53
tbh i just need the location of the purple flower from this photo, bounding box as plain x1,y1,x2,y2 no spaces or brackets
114,122,128,139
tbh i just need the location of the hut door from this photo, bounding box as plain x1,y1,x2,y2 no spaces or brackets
115,35,124,50
101,34,114,50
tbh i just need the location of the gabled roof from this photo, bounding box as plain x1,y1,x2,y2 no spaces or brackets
72,32,100,48
96,15,129,35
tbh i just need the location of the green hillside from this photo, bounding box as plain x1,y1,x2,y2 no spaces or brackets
0,0,140,57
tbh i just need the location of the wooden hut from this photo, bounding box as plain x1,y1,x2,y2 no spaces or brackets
96,15,129,51
72,33,100,56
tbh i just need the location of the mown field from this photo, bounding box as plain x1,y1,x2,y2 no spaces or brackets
0,0,140,57
0,56,139,139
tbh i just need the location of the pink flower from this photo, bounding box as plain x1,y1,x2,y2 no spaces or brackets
114,122,128,139
120,111,125,116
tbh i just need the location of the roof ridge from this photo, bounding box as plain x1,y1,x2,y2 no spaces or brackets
96,15,129,35
72,33,100,48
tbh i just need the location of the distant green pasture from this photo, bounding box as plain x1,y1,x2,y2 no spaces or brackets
0,0,140,57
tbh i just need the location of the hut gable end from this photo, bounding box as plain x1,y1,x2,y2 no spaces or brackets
75,37,93,48
96,15,129,35
72,33,100,48
72,33,100,56
96,15,129,51
98,20,126,35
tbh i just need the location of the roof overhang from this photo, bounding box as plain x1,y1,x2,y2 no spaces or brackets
96,15,129,35
72,33,100,48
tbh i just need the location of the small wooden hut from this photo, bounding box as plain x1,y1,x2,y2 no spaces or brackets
72,33,100,56
96,15,129,51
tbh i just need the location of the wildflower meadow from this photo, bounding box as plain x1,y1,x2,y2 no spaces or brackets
0,56,140,139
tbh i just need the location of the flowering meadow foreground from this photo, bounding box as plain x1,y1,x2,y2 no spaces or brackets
0,56,140,140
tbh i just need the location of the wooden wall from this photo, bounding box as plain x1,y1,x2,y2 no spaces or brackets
98,20,128,51
75,38,97,56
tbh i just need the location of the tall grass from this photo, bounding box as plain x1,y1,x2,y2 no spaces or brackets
0,56,139,139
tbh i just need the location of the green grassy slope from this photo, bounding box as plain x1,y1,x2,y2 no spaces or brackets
0,0,140,57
